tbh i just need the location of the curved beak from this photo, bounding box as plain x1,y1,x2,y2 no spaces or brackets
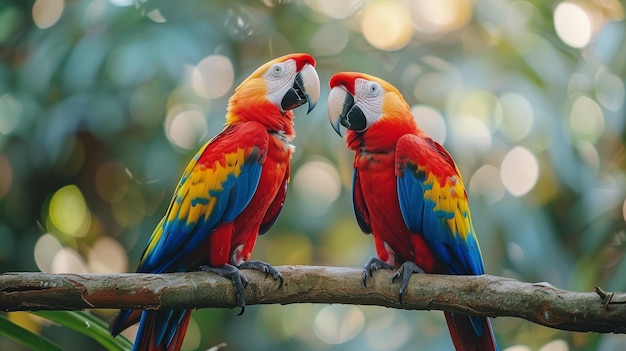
280,64,320,114
327,86,366,137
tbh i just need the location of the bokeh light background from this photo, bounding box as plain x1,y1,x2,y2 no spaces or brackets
1,0,626,350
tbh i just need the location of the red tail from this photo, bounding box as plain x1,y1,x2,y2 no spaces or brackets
444,312,498,351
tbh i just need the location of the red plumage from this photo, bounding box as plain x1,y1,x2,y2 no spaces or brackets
110,53,320,351
328,71,498,351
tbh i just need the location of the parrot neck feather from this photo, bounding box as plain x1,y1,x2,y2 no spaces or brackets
347,112,420,153
225,82,296,139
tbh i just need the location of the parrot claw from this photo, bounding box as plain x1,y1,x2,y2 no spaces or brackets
199,264,248,315
239,260,284,289
362,256,394,288
392,261,425,304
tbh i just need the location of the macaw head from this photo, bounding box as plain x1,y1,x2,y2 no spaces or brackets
327,72,417,150
227,53,320,132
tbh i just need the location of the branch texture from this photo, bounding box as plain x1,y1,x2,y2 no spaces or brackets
1,266,624,334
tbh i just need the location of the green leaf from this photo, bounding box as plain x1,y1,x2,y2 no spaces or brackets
32,311,133,351
0,313,64,351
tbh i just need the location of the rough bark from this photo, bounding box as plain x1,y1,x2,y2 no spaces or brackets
1,266,624,333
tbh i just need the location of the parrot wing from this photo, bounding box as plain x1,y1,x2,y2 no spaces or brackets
258,162,289,235
395,134,485,275
352,167,373,234
137,122,269,273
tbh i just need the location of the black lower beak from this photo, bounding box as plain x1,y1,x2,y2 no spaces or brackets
281,73,308,112
340,95,366,132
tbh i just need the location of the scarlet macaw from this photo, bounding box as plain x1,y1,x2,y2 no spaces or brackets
109,53,320,351
327,72,498,351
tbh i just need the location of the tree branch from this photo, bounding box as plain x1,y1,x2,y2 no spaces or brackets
1,266,624,333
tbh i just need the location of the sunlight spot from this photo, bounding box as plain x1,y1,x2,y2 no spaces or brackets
360,1,413,51
554,2,592,48
147,9,166,23
506,0,537,36
567,72,592,94
506,242,525,266
363,312,411,350
108,0,133,6
51,247,88,274
569,95,604,143
293,159,341,217
32,0,64,29
49,185,90,237
165,105,208,150
575,141,599,175
456,90,500,131
500,146,539,197
192,55,234,99
313,305,365,344
87,237,128,273
411,105,446,144
34,233,63,273
304,0,363,19
414,72,456,105
469,165,505,204
280,305,316,339
410,0,473,33
84,0,107,23
594,68,625,112
539,339,569,351
498,93,534,141
0,93,22,135
503,345,532,351
450,115,492,152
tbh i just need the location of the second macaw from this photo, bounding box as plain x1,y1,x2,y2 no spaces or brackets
327,72,498,351
109,53,320,351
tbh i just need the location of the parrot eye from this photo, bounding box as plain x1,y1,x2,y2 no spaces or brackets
270,63,285,77
366,82,382,97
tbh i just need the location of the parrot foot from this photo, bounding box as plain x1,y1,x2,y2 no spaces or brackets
362,256,394,288
238,260,284,289
392,261,425,304
199,264,248,315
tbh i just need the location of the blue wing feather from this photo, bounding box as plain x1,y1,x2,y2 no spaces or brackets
396,134,488,336
395,134,485,276
224,151,263,222
137,123,268,274
397,167,425,233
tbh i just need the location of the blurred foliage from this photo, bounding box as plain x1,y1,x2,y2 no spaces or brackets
0,313,63,351
1,0,626,350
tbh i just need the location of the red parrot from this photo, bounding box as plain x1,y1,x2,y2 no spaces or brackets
109,53,320,351
327,72,498,351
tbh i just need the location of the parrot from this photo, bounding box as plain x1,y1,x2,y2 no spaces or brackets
109,53,320,351
327,72,498,351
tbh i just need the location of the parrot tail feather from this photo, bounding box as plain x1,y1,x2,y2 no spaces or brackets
133,309,192,351
109,309,141,337
444,312,498,351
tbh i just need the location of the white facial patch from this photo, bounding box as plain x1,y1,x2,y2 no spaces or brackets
354,78,385,130
264,59,298,111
